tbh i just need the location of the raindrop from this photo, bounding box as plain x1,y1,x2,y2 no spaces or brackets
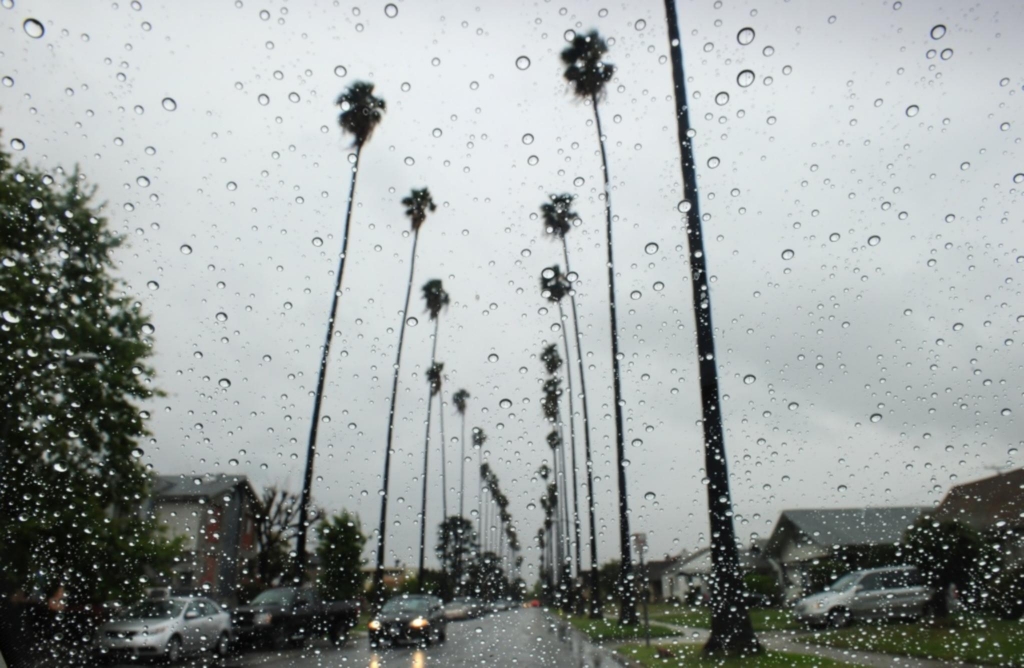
515,56,531,70
218,378,231,388
644,242,659,255
53,462,68,473
743,374,756,385
940,48,953,60
930,24,946,39
652,281,664,292
131,448,144,458
334,65,347,77
869,413,882,423
905,105,919,117
136,176,150,187
384,3,398,18
179,244,193,255
837,484,848,493
2,310,20,323
50,327,66,339
573,177,585,187
288,92,300,103
404,156,415,166
630,290,642,300
259,9,270,20
1013,173,1024,184
226,181,237,191
1002,408,1013,416
564,29,576,42
527,155,539,166
644,492,656,501
960,161,970,171
432,128,442,138
146,280,159,291
499,398,513,409
952,322,963,331
737,27,755,45
161,97,177,111
706,156,720,169
522,133,534,145
258,94,270,106
714,91,730,106
23,18,45,39
736,70,755,88
1,76,12,87
634,19,646,31
487,353,499,363
788,402,799,411
10,138,25,151
867,235,881,246
781,249,795,260
677,200,692,213
312,237,324,247
829,232,841,242
215,312,228,322
406,316,418,327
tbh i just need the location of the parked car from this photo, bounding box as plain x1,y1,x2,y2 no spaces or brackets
443,596,485,621
368,595,448,648
794,566,934,628
231,586,359,649
95,596,231,664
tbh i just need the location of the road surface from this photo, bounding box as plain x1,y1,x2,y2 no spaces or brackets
109,608,621,668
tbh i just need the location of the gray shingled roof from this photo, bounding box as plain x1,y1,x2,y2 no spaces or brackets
782,507,926,547
152,474,254,500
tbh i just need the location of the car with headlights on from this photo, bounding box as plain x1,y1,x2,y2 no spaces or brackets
369,595,447,648
95,596,231,664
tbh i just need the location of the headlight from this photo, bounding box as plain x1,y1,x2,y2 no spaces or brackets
255,613,273,625
148,626,169,634
368,620,381,631
410,617,429,629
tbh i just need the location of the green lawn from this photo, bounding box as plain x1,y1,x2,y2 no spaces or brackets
616,642,860,667
563,614,681,643
650,606,798,632
799,615,1024,667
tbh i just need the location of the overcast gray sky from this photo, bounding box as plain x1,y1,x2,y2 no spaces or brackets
4,0,1023,578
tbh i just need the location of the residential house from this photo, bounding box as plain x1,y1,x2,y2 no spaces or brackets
932,467,1024,565
763,506,926,601
639,555,681,602
146,474,262,604
661,543,767,604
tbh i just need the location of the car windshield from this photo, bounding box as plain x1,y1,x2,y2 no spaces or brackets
117,601,183,620
4,2,1024,667
382,598,433,614
249,590,295,607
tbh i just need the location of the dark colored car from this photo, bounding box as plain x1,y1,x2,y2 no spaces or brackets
368,595,448,648
231,587,359,649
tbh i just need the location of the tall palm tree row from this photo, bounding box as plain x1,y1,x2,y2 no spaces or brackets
417,361,444,590
372,187,438,602
452,388,471,592
540,265,585,612
661,1,760,655
560,32,637,625
295,82,386,581
472,426,488,550
541,344,574,609
541,198,603,618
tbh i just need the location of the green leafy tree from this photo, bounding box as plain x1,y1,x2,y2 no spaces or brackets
0,146,178,609
903,518,994,616
316,511,367,601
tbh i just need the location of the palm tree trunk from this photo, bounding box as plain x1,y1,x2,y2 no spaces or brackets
416,391,435,591
439,393,448,523
294,144,362,582
662,0,760,654
556,424,573,610
417,316,442,592
372,229,421,603
560,240,603,619
456,412,467,594
557,302,584,601
590,94,637,626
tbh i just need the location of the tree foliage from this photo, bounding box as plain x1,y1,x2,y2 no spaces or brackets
316,510,366,601
0,147,177,605
253,487,300,589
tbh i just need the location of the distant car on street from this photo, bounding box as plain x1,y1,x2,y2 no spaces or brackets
794,565,934,628
443,596,485,621
369,595,448,648
231,587,359,649
95,596,231,664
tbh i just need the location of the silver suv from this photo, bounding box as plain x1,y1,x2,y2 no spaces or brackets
794,566,934,628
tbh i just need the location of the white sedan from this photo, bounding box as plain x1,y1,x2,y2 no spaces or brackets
95,596,232,663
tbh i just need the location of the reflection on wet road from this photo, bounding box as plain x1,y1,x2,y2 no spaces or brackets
218,608,620,668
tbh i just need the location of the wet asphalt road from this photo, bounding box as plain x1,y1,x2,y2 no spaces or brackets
109,608,621,668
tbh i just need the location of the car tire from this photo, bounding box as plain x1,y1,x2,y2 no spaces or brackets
270,625,289,651
216,632,231,658
827,608,851,629
330,621,349,647
165,635,183,664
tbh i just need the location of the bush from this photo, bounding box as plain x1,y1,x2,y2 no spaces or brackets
744,572,783,607
982,564,1024,619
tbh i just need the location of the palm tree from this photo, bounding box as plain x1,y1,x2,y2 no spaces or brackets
452,388,471,593
661,1,759,654
422,280,451,520
541,266,585,612
472,427,488,550
561,31,636,624
417,361,444,591
372,187,438,602
541,200,602,618
294,81,385,581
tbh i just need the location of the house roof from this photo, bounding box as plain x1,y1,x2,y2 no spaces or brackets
766,506,926,555
152,474,258,503
645,556,682,580
674,545,764,575
933,468,1024,530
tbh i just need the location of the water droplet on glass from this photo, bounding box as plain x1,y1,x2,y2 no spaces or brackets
630,290,642,300
1002,408,1012,416
652,281,664,292
384,3,398,18
788,402,799,411
522,133,534,145
226,181,237,191
215,312,228,322
829,232,841,242
312,237,323,247
573,177,585,187
736,70,755,88
715,91,730,106
218,378,231,388
161,97,177,111
50,327,66,340
334,65,347,77
905,105,919,117
515,56,531,70
781,249,795,260
706,156,720,169
743,374,756,385
644,242,659,255
288,91,300,103
258,93,270,106
404,156,415,166
564,29,576,42
1013,173,1024,184
10,138,25,151
634,19,646,31
23,18,45,39
867,235,881,246
930,24,946,39
960,161,970,171
644,491,656,501
499,398,512,409
180,244,192,255
940,48,953,60
677,200,692,213
406,316,418,327
53,461,68,473
869,413,882,423
487,353,499,363
737,27,755,45
146,280,159,291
